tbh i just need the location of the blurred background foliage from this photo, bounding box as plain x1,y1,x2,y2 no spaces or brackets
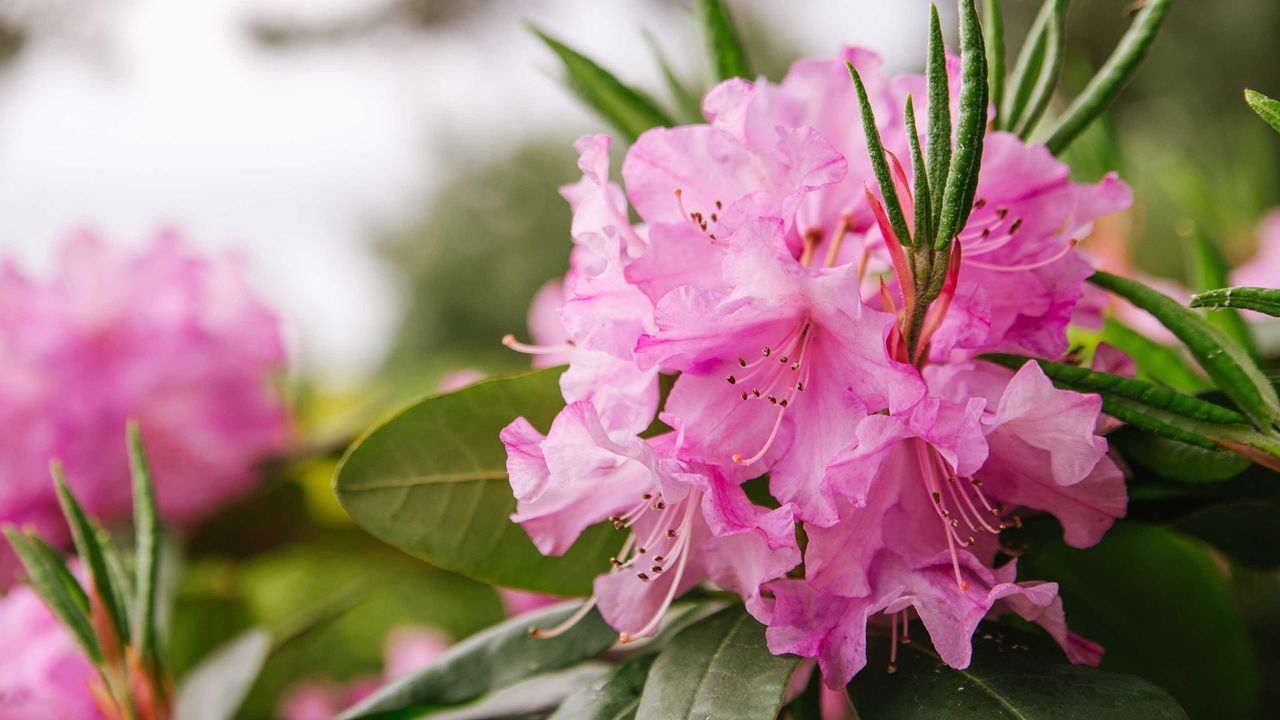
3,0,1280,717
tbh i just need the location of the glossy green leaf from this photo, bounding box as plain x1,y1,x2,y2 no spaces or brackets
174,629,271,720
982,0,1005,121
926,5,951,236
635,605,800,720
1181,225,1257,357
849,622,1186,719
334,366,623,595
1018,524,1254,719
4,528,102,664
701,0,751,81
935,0,988,249
849,61,911,247
1091,270,1280,429
550,655,654,720
1099,318,1209,394
128,422,162,666
530,26,674,142
1041,0,1173,154
1245,88,1280,134
1000,0,1067,137
340,601,618,719
1190,286,1280,318
52,463,130,644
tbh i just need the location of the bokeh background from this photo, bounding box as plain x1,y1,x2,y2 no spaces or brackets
1,0,1278,717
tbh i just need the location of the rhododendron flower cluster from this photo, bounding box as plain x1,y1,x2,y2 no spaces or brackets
503,47,1132,686
0,231,290,579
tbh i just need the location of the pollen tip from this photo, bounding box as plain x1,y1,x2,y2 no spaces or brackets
959,581,969,592
887,662,897,674
731,453,746,464
619,633,634,644
501,334,516,347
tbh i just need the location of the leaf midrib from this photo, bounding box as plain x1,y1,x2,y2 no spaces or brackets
340,470,505,491
682,611,749,719
902,640,1027,720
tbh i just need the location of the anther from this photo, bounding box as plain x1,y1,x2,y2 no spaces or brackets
715,200,723,209
966,536,975,545
796,382,805,391
767,395,778,404
932,492,941,504
778,355,788,363
638,547,647,554
726,375,737,384
887,662,897,674
654,555,664,562
752,389,761,397
740,391,749,400
666,529,678,538
1009,218,1023,234
997,207,1009,219
609,557,622,567
637,573,650,582
738,357,747,367
652,501,666,510
790,362,799,370
642,493,652,500
971,479,983,487
951,519,959,527
762,347,771,357
779,399,788,408
974,198,987,210
651,565,663,573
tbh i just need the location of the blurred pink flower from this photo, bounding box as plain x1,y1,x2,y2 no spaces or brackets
0,566,100,719
0,230,290,578
497,587,560,617
1232,209,1280,289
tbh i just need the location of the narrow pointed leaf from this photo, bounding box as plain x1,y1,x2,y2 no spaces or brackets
334,366,624,595
174,629,272,720
1190,287,1280,318
935,0,988,249
926,5,952,234
53,464,130,643
700,0,751,81
549,655,654,720
849,62,912,247
1090,270,1280,429
850,622,1187,719
1013,0,1068,137
982,0,1006,120
905,95,931,244
635,605,800,720
643,30,704,123
4,528,102,664
340,601,618,719
531,26,674,142
1181,225,1257,357
1099,318,1210,394
1041,0,1173,155
128,422,162,664
979,353,1248,425
1108,426,1250,484
1245,89,1280,134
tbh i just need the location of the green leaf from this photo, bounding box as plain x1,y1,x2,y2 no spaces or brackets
128,421,162,666
4,528,102,664
848,61,911,247
550,655,654,720
982,0,1005,122
530,26,675,142
339,601,618,719
52,463,130,645
334,367,624,595
935,0,988,249
174,629,272,720
1001,0,1067,138
1190,286,1280,318
1098,318,1209,394
1018,524,1254,719
1108,425,1251,484
1181,224,1258,357
1090,270,1280,429
1041,0,1173,154
700,0,751,81
926,5,951,236
643,31,703,124
635,605,800,720
1245,88,1280,134
849,622,1187,719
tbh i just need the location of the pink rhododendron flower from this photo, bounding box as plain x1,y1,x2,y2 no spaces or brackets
1232,209,1280,289
0,567,100,719
0,231,290,580
502,43,1130,686
501,401,798,640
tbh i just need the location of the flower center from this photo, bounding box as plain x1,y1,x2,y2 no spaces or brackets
724,321,814,466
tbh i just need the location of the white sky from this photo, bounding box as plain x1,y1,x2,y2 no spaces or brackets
0,0,935,384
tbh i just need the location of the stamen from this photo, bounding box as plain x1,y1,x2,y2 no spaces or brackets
889,610,899,673
966,240,1078,272
800,229,821,267
502,334,573,355
621,498,699,641
529,598,598,638
732,327,813,466
823,214,853,268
